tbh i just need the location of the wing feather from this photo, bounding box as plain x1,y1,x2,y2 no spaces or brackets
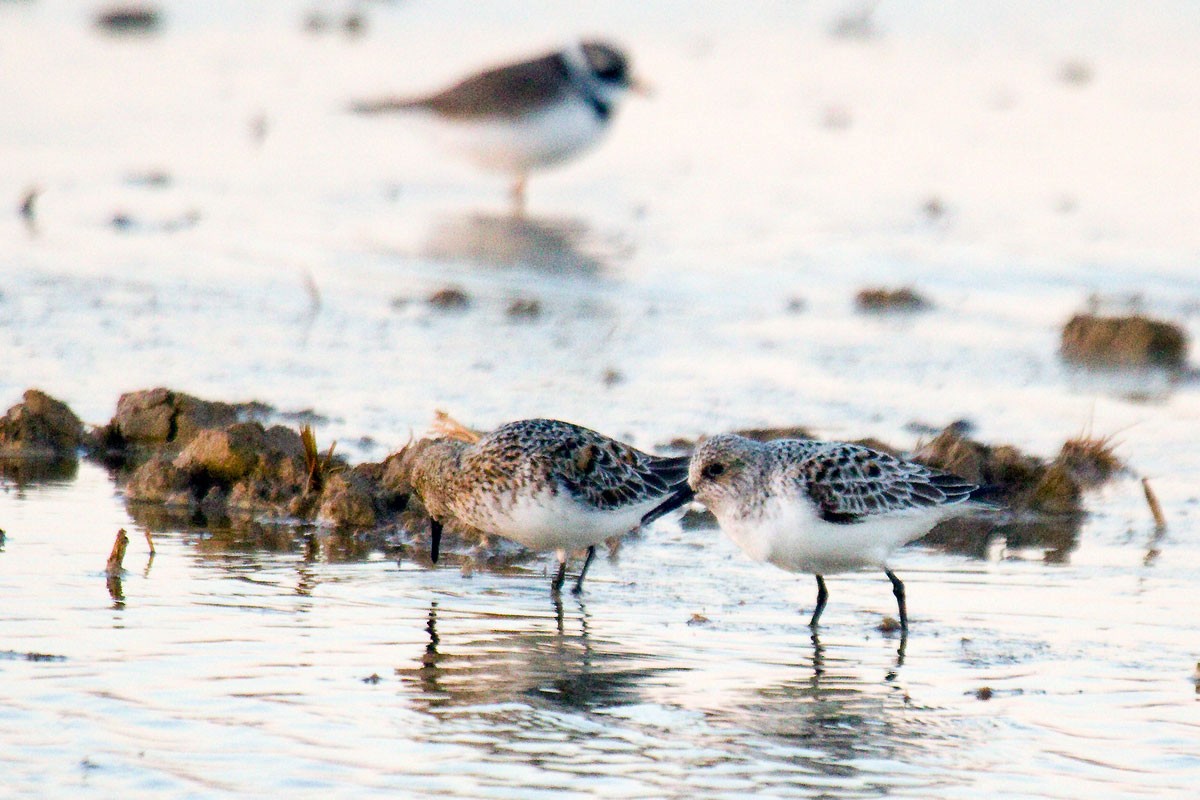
788,441,978,524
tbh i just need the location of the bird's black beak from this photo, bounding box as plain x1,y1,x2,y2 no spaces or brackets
641,484,695,527
430,518,443,564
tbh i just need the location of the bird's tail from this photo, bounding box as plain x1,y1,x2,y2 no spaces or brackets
966,483,1007,510
349,96,424,115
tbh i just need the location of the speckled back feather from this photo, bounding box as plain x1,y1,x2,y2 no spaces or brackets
462,419,687,510
773,439,979,523
407,419,688,526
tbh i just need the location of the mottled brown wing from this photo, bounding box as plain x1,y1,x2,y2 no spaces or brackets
415,53,572,120
474,419,687,512
559,435,689,510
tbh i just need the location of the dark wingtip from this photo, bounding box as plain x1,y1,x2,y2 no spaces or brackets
967,483,1007,509
641,484,695,527
647,454,690,485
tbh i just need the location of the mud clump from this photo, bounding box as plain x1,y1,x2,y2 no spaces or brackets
912,425,1115,563
1060,313,1188,370
427,286,470,311
175,424,270,483
315,461,408,529
1058,59,1094,87
855,287,931,313
915,426,1084,515
93,387,241,457
123,418,415,529
505,297,542,320
125,422,310,515
95,5,162,35
123,455,191,507
0,389,85,459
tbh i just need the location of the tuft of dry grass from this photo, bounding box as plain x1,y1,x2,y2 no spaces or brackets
301,425,338,494
430,410,482,444
1057,432,1123,488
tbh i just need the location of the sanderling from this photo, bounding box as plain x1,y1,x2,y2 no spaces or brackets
644,433,992,629
352,40,647,210
402,418,688,594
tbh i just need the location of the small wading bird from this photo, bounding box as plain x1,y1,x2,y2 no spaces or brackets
351,40,646,211
643,433,994,630
399,418,688,594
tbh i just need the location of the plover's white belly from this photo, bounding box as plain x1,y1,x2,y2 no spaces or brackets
440,98,608,174
461,488,651,553
722,503,945,575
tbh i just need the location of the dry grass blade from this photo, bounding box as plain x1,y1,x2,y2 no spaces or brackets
301,425,338,494
431,410,482,443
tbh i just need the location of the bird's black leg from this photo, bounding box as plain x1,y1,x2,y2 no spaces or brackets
885,569,908,630
430,518,443,564
551,558,567,595
572,545,596,595
810,574,828,628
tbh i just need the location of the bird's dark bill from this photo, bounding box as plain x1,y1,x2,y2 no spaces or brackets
641,485,695,526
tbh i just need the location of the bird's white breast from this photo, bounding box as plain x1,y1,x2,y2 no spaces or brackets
460,487,653,553
718,495,947,575
437,97,608,174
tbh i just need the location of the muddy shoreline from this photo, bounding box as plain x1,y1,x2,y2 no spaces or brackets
1,386,1132,570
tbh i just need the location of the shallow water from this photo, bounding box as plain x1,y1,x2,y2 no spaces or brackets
3,1,1200,797
3,462,1198,798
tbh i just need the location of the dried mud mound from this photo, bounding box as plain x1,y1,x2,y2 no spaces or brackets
1060,313,1188,370
0,389,85,460
914,426,1123,561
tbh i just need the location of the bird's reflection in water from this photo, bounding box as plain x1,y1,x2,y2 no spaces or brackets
422,212,622,276
704,629,952,775
0,457,79,487
400,598,673,713
923,514,1083,564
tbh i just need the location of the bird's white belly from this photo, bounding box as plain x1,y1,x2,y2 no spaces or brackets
463,489,651,553
443,99,607,174
720,503,944,575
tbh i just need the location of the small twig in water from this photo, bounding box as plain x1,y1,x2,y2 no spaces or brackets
106,529,130,576
1142,478,1167,530
303,269,322,314
144,530,156,556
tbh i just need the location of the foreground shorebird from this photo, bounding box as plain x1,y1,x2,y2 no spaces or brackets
352,40,645,211
644,433,991,629
401,419,688,594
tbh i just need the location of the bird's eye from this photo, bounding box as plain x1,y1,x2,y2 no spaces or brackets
701,462,726,479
